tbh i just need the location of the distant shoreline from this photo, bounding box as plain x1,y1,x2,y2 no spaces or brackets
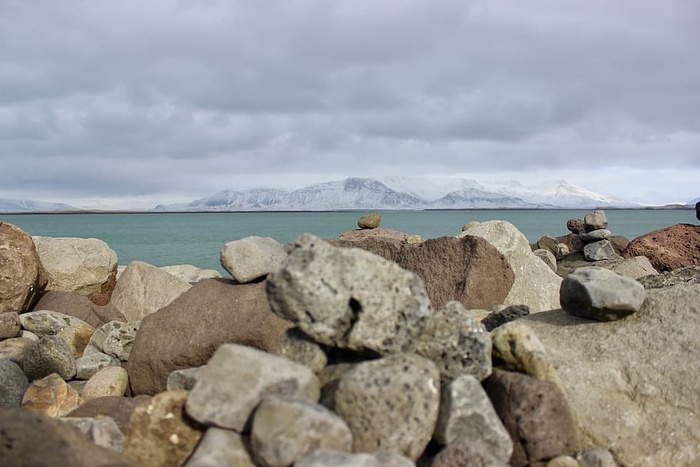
0,205,694,216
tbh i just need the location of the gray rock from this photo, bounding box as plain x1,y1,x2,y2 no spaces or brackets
560,267,645,321
334,353,440,461
60,415,124,453
584,210,608,231
434,375,513,463
251,396,352,466
0,312,20,339
23,335,77,381
0,337,34,369
82,366,129,400
295,449,416,467
608,256,658,280
185,343,320,432
577,449,618,467
17,329,39,341
580,229,612,242
431,438,508,467
277,327,328,374
166,366,204,391
0,359,29,407
533,248,557,272
160,264,222,283
462,220,481,231
522,284,700,466
583,240,618,261
184,427,255,467
32,236,117,296
555,242,571,259
638,265,700,289
110,260,192,322
461,221,562,312
358,212,381,229
83,320,140,361
220,236,287,283
266,233,432,355
415,301,492,381
75,352,121,380
19,310,96,358
536,234,559,255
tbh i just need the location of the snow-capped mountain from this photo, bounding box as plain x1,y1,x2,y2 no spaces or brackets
0,198,76,213
154,177,638,211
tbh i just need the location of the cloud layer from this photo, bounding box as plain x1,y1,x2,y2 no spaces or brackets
2,0,699,207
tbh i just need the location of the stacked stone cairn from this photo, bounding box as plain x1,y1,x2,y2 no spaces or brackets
1,216,699,466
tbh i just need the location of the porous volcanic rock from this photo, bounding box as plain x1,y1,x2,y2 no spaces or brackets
623,223,700,271
0,222,49,314
127,279,292,395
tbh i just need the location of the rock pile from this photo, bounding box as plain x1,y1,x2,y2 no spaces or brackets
1,219,699,466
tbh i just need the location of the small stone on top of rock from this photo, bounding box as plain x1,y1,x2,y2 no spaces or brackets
357,212,381,229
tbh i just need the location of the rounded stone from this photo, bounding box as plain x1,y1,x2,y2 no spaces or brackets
82,366,129,400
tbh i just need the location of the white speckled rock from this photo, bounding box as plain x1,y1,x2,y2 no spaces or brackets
160,264,222,283
334,353,440,461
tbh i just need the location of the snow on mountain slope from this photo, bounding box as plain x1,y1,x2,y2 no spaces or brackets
0,198,77,213
154,177,637,211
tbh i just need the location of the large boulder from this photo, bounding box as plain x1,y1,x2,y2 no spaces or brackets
622,224,700,272
461,221,562,312
0,222,49,314
0,407,131,466
110,260,192,322
267,233,432,356
521,284,700,466
32,236,118,296
32,290,126,328
127,278,292,395
220,236,286,283
331,234,515,310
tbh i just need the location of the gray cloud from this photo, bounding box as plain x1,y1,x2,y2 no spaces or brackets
1,0,699,206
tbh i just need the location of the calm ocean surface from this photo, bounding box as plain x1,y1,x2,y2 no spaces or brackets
1,210,694,273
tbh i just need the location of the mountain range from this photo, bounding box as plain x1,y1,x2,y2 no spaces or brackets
153,177,641,211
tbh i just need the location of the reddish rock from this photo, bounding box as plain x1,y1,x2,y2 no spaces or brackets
22,373,83,417
609,235,630,255
89,292,112,306
0,222,49,314
623,224,700,272
483,369,576,467
32,290,126,328
127,279,293,395
330,235,514,310
0,407,132,466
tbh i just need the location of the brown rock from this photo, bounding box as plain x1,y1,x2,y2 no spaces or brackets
0,222,49,314
557,233,584,253
89,292,112,306
566,218,585,234
0,311,20,338
0,407,132,466
21,373,83,417
609,235,629,255
358,212,381,229
126,279,292,395
335,227,423,243
330,235,514,310
483,369,576,467
32,290,126,328
66,395,151,433
623,224,700,272
123,391,204,467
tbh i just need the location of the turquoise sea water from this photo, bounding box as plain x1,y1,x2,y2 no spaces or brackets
1,210,695,273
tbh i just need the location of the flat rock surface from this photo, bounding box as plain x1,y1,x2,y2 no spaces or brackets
522,284,700,466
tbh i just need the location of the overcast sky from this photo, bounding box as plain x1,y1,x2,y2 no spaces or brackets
1,0,699,208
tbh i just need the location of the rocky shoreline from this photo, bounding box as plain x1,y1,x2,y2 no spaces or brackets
0,211,699,466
